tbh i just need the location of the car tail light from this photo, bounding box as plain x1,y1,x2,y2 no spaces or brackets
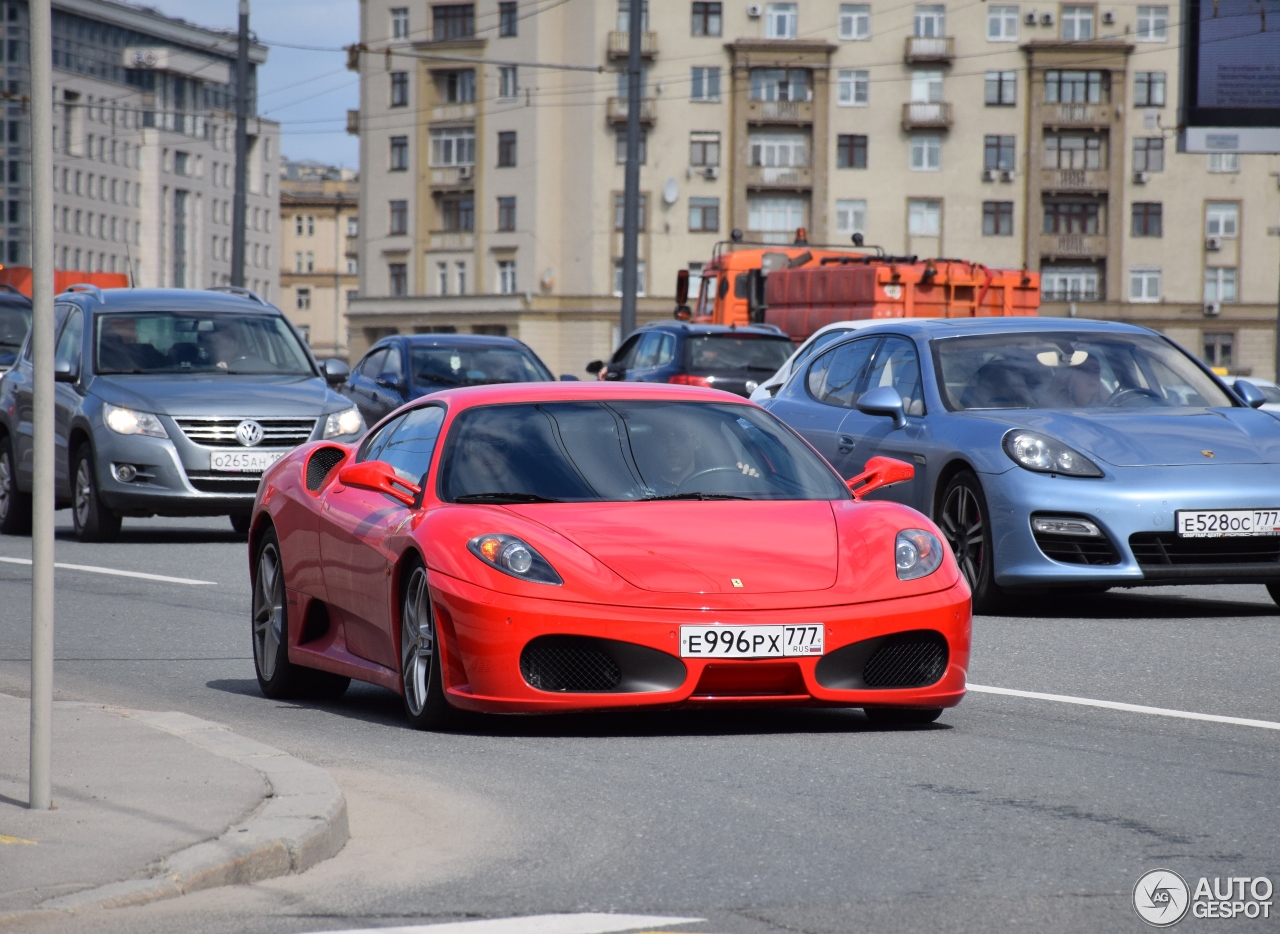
669,374,713,387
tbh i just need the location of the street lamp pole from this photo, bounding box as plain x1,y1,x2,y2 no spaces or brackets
230,0,250,288
618,0,643,341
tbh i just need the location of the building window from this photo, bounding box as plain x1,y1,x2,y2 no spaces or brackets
1208,152,1240,173
914,4,945,36
612,260,647,296
497,196,517,231
456,262,468,294
909,135,941,171
1134,71,1166,106
1044,69,1108,102
692,2,722,35
497,131,517,167
984,135,1015,170
836,134,868,169
749,67,810,102
982,201,1014,236
472,324,507,335
390,136,409,170
689,197,719,232
391,72,409,107
987,4,1018,40
347,216,359,237
613,193,649,230
389,262,408,296
497,66,519,99
305,251,315,272
497,259,517,294
1043,201,1101,234
765,2,797,38
1044,133,1104,168
1204,267,1237,303
389,200,408,235
1042,266,1100,301
617,0,649,30
908,199,941,236
1205,202,1239,237
295,215,304,236
391,7,409,38
437,261,449,295
911,70,944,103
1133,137,1164,172
748,196,805,240
1129,267,1161,302
834,198,867,236
441,195,475,231
837,69,869,106
616,129,648,164
296,288,312,310
430,127,476,166
751,131,807,167
1131,202,1163,237
499,1,518,36
691,66,721,101
432,4,475,40
839,3,871,39
1060,5,1094,39
985,70,1017,105
1203,332,1234,367
440,70,476,103
1136,5,1167,40
690,131,720,166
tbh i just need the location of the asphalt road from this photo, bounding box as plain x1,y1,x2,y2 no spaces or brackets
1,515,1278,934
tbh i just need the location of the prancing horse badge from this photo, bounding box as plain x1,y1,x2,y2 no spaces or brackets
731,578,744,588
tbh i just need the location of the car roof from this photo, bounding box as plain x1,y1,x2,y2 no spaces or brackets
834,316,1157,340
413,381,751,413
58,287,285,315
393,333,532,349
0,286,31,307
638,321,789,338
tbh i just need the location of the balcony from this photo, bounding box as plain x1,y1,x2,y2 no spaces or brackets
431,103,477,122
428,232,475,250
607,30,657,58
1040,168,1111,192
745,99,814,125
430,166,476,188
346,109,359,135
904,36,954,63
744,165,813,189
901,101,953,130
606,96,656,124
1043,102,1114,127
1039,232,1109,258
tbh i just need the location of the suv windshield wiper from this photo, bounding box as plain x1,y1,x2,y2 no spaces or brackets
453,492,563,504
639,492,751,501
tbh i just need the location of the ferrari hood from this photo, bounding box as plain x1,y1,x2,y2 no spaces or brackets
506,500,839,594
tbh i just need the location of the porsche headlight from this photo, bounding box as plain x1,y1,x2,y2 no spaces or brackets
323,406,365,439
896,529,945,581
1002,429,1103,478
103,403,167,439
467,533,562,585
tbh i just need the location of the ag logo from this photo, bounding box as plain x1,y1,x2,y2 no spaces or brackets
1134,869,1190,926
235,419,264,447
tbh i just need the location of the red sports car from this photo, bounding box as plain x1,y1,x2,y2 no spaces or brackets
248,383,970,729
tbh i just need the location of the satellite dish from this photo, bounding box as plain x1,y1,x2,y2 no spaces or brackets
662,178,679,205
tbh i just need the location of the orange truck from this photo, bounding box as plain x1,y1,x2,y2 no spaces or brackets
0,266,129,297
675,231,1039,342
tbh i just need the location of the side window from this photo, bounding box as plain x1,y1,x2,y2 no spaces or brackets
379,405,446,483
633,331,664,368
864,336,925,415
654,332,676,366
357,348,387,379
795,327,854,371
358,411,405,464
806,337,878,408
379,345,403,383
27,304,71,362
55,308,83,376
613,334,642,368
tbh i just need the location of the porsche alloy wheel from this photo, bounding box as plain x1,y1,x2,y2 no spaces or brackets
399,562,455,730
938,471,1002,613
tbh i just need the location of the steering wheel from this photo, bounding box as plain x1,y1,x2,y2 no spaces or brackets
676,466,748,492
1106,387,1161,407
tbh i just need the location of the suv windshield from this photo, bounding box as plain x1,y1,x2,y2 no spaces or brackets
440,401,849,502
411,345,551,388
685,335,793,374
95,312,313,376
935,331,1232,410
0,302,31,351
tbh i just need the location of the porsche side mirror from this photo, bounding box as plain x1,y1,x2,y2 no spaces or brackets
856,386,907,430
585,360,604,375
336,460,420,507
322,358,350,386
1234,378,1267,409
846,456,915,500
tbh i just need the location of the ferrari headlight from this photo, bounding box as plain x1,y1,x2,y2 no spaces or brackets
103,404,167,439
1002,429,1103,478
323,406,365,439
896,529,945,581
467,533,562,585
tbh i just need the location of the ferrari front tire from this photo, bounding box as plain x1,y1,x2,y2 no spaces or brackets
864,706,944,727
937,470,1003,613
399,560,456,730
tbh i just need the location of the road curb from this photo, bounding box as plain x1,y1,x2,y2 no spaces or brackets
23,705,348,916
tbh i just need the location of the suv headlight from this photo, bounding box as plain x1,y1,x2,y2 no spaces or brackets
323,407,365,439
1002,429,1103,478
103,403,167,439
467,534,563,585
896,529,945,581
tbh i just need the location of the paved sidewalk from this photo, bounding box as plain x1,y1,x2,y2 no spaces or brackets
0,691,348,925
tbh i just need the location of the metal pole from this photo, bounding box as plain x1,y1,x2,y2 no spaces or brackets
28,0,54,811
333,193,342,358
618,0,643,340
230,0,250,288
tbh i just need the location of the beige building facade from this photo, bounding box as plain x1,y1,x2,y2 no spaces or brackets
350,0,1280,378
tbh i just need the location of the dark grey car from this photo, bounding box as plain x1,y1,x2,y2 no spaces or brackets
0,285,364,541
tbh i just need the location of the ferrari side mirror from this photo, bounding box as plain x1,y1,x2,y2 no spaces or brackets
846,456,915,500
336,460,420,507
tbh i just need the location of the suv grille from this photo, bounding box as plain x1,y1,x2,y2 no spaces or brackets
174,416,317,448
1130,532,1280,566
520,636,622,692
186,474,262,495
862,632,948,688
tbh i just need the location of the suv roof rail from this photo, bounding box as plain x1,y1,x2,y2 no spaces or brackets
61,283,104,302
207,285,270,306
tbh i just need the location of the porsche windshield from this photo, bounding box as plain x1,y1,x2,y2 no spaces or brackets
934,331,1232,410
440,401,849,502
94,312,313,376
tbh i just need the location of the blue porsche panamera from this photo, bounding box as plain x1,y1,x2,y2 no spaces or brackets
762,317,1280,610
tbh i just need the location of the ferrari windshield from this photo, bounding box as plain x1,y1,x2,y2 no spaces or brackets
934,331,1232,410
95,312,313,376
411,345,551,388
439,401,849,502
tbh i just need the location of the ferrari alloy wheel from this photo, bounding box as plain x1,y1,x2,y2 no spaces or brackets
71,446,121,543
864,706,944,727
399,561,455,730
937,470,1002,613
0,436,31,536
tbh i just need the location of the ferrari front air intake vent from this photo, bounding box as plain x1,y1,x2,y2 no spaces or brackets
306,446,346,491
861,632,948,688
520,636,623,692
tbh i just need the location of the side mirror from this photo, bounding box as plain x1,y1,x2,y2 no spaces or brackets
376,375,406,392
846,456,915,501
558,374,580,381
322,358,350,386
336,460,420,507
1234,378,1267,409
673,305,692,321
856,385,907,430
675,268,689,306
54,359,77,383
585,360,604,375
602,366,625,381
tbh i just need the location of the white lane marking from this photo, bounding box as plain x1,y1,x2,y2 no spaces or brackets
303,914,704,934
0,556,217,586
969,683,1280,731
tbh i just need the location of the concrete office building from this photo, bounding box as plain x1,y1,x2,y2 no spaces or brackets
349,0,1279,377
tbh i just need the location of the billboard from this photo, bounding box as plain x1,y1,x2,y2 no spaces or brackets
1182,0,1280,151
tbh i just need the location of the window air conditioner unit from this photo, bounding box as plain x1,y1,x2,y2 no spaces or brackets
1132,170,1149,184
1025,9,1038,24
1040,11,1055,25
458,165,473,179
1204,302,1222,316
704,165,719,179
982,168,996,182
1205,235,1223,251
1000,169,1015,182
1101,10,1115,24
746,3,763,17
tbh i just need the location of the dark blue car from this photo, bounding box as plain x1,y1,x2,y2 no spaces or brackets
0,285,32,374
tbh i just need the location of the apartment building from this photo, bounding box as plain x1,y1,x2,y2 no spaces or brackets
279,160,360,357
5,0,279,295
351,0,1280,378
